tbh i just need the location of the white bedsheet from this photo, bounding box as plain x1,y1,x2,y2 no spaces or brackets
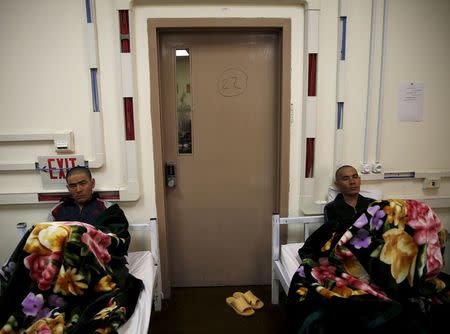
119,251,155,334
280,243,303,282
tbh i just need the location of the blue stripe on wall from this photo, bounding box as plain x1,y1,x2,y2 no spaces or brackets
337,102,344,129
340,16,347,60
90,68,99,112
85,0,92,23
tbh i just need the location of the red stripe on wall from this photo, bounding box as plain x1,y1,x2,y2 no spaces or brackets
121,39,130,53
305,138,315,178
119,10,130,53
124,97,135,140
119,10,129,34
308,53,317,97
38,191,120,202
98,191,120,200
38,193,66,202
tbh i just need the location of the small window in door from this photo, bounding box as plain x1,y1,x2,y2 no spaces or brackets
176,48,192,155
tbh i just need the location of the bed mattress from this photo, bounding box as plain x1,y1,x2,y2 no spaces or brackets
119,251,155,334
280,243,303,282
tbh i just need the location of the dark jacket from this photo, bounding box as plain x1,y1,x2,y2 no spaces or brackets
299,193,374,260
48,193,113,225
323,193,375,231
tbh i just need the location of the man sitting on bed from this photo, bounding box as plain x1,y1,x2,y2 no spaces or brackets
48,165,131,266
298,164,375,260
287,167,450,333
47,166,113,225
286,165,376,333
0,166,143,333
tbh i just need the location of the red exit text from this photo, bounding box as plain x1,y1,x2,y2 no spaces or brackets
48,157,78,179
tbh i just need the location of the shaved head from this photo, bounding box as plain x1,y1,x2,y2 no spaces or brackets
334,165,361,196
335,165,357,181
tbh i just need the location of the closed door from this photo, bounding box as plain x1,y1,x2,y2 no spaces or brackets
160,30,280,287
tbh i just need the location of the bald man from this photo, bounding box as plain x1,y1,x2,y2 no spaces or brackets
298,165,375,260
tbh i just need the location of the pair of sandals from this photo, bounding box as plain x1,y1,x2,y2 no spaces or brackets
226,290,264,316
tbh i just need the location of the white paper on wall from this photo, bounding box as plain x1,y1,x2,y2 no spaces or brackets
398,82,424,122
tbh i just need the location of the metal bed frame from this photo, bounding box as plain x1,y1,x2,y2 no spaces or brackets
271,213,324,304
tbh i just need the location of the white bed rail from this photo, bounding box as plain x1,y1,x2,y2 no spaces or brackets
130,219,162,311
271,213,324,304
149,218,162,311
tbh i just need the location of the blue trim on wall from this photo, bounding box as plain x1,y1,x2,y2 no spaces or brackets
90,68,99,112
337,102,344,129
340,16,347,60
85,0,92,23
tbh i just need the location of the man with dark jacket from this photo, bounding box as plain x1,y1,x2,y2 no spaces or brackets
287,165,375,333
47,166,113,225
298,164,375,260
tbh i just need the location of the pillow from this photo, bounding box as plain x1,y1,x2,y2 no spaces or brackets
327,186,382,202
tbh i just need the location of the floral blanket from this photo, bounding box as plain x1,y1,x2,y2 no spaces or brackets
0,204,143,334
287,199,450,334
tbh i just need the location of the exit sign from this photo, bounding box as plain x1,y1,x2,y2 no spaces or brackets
38,155,85,188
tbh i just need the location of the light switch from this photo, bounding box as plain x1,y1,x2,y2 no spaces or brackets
54,132,74,153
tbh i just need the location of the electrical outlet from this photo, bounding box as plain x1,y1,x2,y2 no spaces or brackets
361,163,371,174
423,177,441,189
372,163,382,173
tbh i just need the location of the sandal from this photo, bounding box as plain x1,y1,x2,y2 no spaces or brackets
232,290,264,309
226,296,255,316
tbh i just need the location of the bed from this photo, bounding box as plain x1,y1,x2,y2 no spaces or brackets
276,199,450,333
271,213,323,304
271,188,383,304
118,219,162,333
12,218,162,334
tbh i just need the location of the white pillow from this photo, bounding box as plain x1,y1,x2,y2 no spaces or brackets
327,186,382,202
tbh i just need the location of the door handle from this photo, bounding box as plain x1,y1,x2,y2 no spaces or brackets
165,162,176,188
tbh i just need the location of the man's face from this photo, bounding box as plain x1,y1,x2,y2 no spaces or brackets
66,172,95,206
335,166,361,196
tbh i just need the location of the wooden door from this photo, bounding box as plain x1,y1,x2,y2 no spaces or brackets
160,30,280,286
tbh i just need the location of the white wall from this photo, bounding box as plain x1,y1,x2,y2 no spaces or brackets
1,0,449,263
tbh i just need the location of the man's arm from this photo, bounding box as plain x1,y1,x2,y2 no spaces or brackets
298,203,336,260
94,204,131,256
298,223,335,261
300,196,375,260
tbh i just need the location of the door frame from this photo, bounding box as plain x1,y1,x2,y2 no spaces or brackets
148,18,291,297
